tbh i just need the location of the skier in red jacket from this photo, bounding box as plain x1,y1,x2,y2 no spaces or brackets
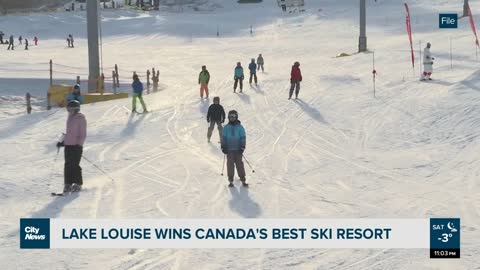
289,61,302,99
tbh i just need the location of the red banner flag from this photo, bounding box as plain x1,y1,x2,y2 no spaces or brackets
404,3,415,68
467,3,480,48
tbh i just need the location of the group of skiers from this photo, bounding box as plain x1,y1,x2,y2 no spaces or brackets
2,33,38,50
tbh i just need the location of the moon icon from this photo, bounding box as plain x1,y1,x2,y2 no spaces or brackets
447,222,458,232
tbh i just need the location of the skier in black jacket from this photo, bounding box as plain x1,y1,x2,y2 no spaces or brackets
206,96,226,143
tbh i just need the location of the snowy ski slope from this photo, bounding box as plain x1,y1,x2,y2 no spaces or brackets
0,0,479,269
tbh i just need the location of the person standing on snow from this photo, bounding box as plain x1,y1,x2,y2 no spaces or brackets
221,110,248,187
7,35,14,50
18,35,22,45
198,65,210,99
67,84,84,104
33,36,38,46
257,54,264,72
248,58,258,85
234,62,244,93
207,96,226,143
24,39,28,50
56,100,87,193
131,74,148,113
69,34,74,48
0,31,4,44
289,61,302,99
421,42,434,81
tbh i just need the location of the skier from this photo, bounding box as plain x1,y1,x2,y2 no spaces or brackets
66,36,71,47
289,61,302,99
69,34,74,48
257,53,264,72
67,84,84,104
0,31,4,44
132,74,148,113
206,96,226,143
233,62,244,93
24,39,28,50
198,65,210,99
56,100,87,193
33,36,38,46
221,110,248,187
421,42,434,81
18,35,22,45
7,35,14,50
248,58,258,85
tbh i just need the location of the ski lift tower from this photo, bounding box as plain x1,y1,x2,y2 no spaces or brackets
87,0,100,92
277,0,305,13
358,0,367,52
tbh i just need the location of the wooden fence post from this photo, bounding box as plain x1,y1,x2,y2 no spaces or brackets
112,70,117,94
26,92,32,114
49,59,53,86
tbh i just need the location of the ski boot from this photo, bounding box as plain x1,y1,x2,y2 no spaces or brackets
71,183,82,192
63,184,72,193
241,179,249,187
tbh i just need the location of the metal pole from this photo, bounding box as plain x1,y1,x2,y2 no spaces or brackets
372,51,376,98
221,155,226,176
464,0,469,17
419,40,422,79
359,0,367,52
450,36,453,69
87,0,100,93
242,155,256,173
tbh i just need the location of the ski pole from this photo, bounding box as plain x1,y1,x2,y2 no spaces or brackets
82,155,115,181
242,155,256,173
221,154,226,176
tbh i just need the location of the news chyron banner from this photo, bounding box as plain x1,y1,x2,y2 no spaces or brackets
20,218,460,258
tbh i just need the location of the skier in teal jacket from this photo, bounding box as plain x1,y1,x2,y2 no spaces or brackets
221,110,248,187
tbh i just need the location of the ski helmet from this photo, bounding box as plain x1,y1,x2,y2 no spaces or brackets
237,62,241,66
294,61,300,66
202,65,206,69
73,84,80,94
251,58,255,62
67,99,80,113
213,96,220,103
228,110,238,120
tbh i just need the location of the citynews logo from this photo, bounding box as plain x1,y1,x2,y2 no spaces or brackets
20,218,50,249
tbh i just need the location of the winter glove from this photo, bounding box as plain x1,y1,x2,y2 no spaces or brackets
221,148,228,154
207,118,210,123
240,148,245,155
56,141,64,148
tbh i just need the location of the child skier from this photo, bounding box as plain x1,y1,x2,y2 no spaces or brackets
234,62,244,93
257,54,264,72
198,65,210,98
56,100,87,193
206,96,226,143
67,84,84,104
221,110,248,187
421,42,434,81
132,74,148,113
289,61,302,99
248,58,257,85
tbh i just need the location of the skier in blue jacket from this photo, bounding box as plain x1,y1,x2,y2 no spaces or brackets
132,74,148,113
248,58,257,85
221,110,248,187
67,84,84,104
234,62,244,93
